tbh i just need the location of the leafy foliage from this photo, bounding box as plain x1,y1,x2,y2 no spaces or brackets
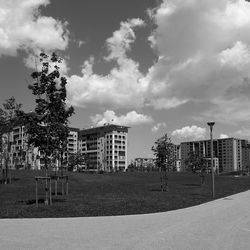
0,97,22,135
185,151,207,185
68,151,86,170
152,133,176,191
0,97,23,182
151,133,176,172
20,52,74,168
185,151,207,173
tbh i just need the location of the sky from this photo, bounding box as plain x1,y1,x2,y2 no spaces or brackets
1,0,250,161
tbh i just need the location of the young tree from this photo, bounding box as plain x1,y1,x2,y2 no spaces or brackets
185,151,207,185
151,133,175,191
0,97,22,183
68,151,85,172
20,52,74,201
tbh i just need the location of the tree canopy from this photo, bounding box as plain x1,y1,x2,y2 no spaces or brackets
0,97,23,183
185,151,207,185
151,133,176,172
0,96,22,135
185,151,207,173
20,52,74,168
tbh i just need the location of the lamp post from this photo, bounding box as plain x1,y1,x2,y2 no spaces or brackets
207,122,215,198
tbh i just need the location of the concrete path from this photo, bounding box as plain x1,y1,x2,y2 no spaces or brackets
1,191,250,250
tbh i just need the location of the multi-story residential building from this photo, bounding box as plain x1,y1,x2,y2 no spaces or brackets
181,138,250,173
67,128,79,154
79,124,129,172
134,158,155,170
3,126,81,170
174,145,181,172
5,125,40,170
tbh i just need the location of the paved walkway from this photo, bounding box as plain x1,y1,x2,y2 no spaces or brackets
1,191,250,250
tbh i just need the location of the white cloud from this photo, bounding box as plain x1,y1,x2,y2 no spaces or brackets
148,97,187,110
200,97,250,124
105,18,145,61
218,41,250,70
219,134,229,139
59,0,250,123
67,18,148,109
151,122,167,133
234,128,250,138
146,0,250,122
0,0,69,57
171,125,206,140
91,110,153,127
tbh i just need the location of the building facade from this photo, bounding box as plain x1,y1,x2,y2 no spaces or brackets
2,124,130,172
181,138,250,173
174,145,181,171
2,126,81,170
79,124,129,172
67,128,79,155
134,158,155,170
2,125,41,170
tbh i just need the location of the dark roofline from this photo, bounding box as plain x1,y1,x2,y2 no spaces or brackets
69,127,80,132
180,137,249,144
81,124,130,131
79,124,130,136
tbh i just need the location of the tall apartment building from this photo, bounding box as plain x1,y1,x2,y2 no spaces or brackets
67,128,79,154
2,126,80,170
4,125,40,169
174,145,181,172
181,138,250,173
79,124,129,172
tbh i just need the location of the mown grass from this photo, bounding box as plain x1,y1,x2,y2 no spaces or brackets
0,170,249,218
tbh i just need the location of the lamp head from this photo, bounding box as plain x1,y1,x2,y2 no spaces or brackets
207,122,215,127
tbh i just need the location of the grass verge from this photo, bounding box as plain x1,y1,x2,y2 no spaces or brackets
0,170,249,218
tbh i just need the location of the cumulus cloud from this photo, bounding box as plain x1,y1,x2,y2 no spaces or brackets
91,110,153,127
234,128,250,138
148,97,187,110
218,41,250,70
171,125,206,140
67,18,148,109
67,0,250,119
0,0,69,57
219,134,229,139
146,0,250,121
151,122,167,133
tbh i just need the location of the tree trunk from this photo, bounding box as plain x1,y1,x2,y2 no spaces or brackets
161,168,168,191
45,153,49,205
200,173,205,185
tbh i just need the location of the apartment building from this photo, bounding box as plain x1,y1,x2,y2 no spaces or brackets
134,158,155,169
79,124,129,172
2,126,80,170
174,145,181,172
67,128,79,154
181,138,250,173
5,126,40,169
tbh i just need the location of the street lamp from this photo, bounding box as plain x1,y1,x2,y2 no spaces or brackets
207,122,215,198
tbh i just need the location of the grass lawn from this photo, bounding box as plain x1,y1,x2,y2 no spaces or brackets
0,170,249,218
